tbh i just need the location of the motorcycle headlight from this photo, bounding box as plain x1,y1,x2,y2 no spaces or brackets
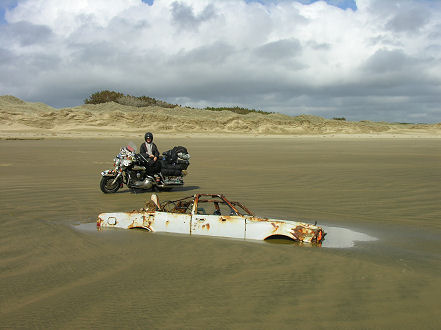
122,159,132,167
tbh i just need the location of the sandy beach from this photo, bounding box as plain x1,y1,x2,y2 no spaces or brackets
2,0,441,325
1,96,441,328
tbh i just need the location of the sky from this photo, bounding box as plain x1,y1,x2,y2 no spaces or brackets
0,0,440,123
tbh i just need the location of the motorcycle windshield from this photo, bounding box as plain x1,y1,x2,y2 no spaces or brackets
126,141,137,153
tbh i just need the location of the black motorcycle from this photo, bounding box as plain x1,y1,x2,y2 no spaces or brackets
100,144,190,193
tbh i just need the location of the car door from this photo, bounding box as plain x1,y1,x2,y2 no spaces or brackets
191,213,246,239
152,211,191,234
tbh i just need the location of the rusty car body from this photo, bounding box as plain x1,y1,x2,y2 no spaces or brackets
97,194,325,244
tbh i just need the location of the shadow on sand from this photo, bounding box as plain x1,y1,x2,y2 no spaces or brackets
114,185,200,194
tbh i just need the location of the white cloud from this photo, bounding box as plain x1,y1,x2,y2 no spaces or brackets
0,0,440,122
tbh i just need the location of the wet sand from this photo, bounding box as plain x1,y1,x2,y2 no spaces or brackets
1,137,441,328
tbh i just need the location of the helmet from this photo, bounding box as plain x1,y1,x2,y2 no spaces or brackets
144,132,153,141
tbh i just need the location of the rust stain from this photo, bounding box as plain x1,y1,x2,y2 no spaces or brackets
271,222,279,232
291,225,309,241
252,217,270,222
146,221,153,231
312,229,325,243
96,216,104,231
219,216,232,222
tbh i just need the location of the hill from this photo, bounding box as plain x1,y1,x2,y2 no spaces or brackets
1,95,440,139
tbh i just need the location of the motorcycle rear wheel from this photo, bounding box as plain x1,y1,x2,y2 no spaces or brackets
100,176,122,193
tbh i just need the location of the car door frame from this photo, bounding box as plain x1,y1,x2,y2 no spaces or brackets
190,194,246,239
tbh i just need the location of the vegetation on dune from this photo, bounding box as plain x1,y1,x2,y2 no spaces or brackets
117,95,177,108
84,90,123,104
204,106,273,115
84,90,273,115
84,90,177,108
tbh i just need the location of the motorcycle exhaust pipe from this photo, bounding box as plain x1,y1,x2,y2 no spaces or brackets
131,177,154,189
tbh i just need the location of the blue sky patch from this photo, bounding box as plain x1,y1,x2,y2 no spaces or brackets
0,0,18,24
0,8,6,25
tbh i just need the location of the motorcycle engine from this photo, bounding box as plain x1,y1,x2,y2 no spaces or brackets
128,170,154,189
131,177,154,189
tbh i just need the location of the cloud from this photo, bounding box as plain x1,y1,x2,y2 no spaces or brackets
255,38,302,60
171,2,217,30
386,6,430,33
0,0,440,123
363,49,415,73
0,21,53,46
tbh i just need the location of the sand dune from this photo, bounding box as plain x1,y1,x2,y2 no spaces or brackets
1,95,440,138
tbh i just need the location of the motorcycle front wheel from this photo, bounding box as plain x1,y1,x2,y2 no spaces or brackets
100,176,122,193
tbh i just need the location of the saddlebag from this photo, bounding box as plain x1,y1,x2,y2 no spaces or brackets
160,146,190,175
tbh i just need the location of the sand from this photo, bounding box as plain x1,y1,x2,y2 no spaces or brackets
1,136,441,328
1,96,441,328
1,95,441,139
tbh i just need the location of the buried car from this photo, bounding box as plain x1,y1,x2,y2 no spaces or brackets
97,194,325,244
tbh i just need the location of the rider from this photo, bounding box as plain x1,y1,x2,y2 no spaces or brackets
140,132,159,163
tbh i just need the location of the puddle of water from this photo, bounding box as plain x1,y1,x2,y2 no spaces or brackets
321,225,377,248
73,222,377,248
72,222,99,232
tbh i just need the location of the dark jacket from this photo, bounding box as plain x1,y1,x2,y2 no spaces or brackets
140,142,160,158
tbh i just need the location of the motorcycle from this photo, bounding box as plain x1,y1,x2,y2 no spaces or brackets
100,143,190,193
